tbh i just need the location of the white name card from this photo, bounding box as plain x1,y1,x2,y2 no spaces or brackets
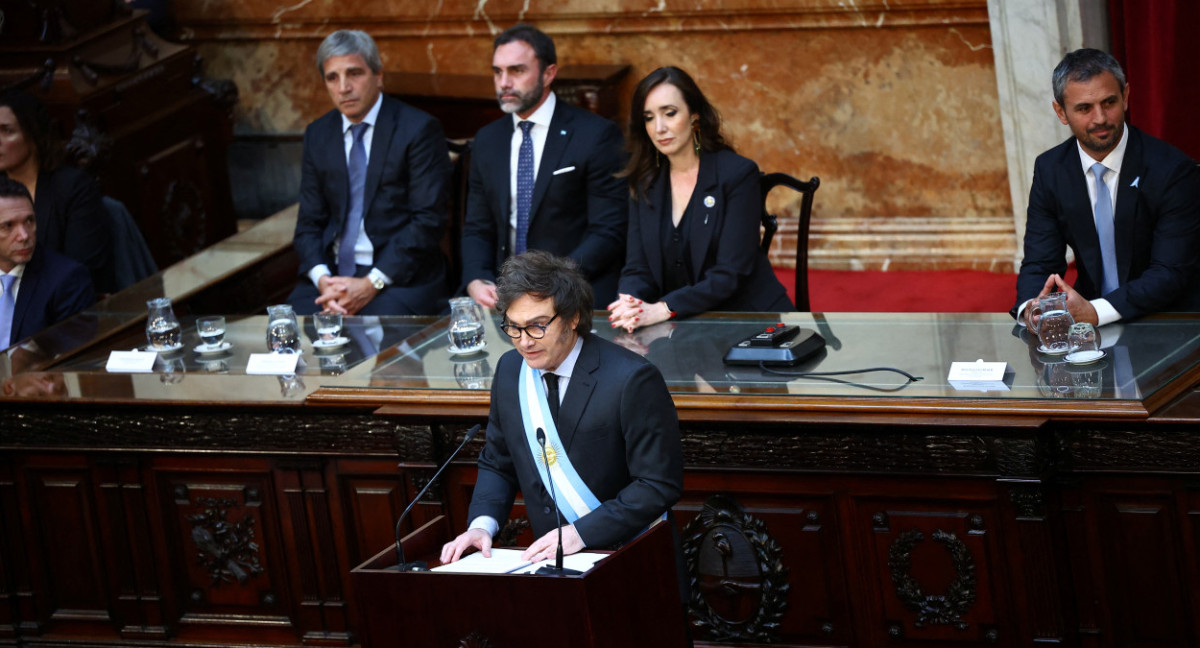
246,352,300,375
948,359,1010,392
106,350,157,373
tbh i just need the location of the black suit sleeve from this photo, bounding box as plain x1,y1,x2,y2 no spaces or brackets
1013,158,1070,316
467,361,521,525
460,131,500,287
48,262,96,326
372,116,451,285
567,119,628,280
618,195,658,300
573,362,683,549
1104,160,1200,318
292,123,334,279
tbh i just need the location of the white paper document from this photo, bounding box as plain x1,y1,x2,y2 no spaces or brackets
431,548,607,575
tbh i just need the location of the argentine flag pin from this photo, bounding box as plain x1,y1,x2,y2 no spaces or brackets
1131,176,1140,188
704,195,715,208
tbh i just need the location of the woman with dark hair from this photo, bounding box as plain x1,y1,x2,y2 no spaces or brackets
608,67,792,332
0,90,112,294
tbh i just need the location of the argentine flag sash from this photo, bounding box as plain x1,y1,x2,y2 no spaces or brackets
517,360,602,523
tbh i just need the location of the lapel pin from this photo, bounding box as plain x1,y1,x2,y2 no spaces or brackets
704,214,709,225
560,130,567,136
704,195,715,208
1130,176,1140,188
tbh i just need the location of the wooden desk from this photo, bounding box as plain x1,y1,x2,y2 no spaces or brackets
3,312,1200,647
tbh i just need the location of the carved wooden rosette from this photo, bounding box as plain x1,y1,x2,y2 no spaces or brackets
682,494,789,643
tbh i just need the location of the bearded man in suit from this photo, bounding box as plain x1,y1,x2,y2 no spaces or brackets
1014,48,1200,325
461,24,627,310
288,30,452,316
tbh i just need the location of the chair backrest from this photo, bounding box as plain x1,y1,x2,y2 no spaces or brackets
759,172,820,311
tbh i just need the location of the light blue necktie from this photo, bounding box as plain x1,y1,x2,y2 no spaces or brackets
514,121,535,255
0,275,16,349
1091,162,1119,295
338,122,370,277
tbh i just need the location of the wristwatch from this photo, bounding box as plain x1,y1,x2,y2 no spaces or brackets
370,275,386,291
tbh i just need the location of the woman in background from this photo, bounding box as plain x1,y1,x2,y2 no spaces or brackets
609,66,792,332
0,90,112,294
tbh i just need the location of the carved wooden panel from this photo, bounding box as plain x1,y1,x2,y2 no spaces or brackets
335,459,406,571
152,459,296,644
1091,482,1192,647
852,489,1007,645
18,455,115,638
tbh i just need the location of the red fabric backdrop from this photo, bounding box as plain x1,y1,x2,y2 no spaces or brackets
1108,0,1200,161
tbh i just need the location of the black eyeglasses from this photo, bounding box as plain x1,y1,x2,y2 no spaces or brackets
500,313,559,339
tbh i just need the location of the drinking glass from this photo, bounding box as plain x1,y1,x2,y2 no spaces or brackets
1030,292,1074,353
266,304,301,353
196,316,226,349
447,297,486,354
146,298,182,351
1068,322,1099,354
315,312,343,343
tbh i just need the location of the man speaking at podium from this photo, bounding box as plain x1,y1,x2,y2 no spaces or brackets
441,250,683,569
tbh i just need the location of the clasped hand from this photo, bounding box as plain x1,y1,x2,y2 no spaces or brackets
315,275,378,315
607,293,671,332
1025,274,1098,328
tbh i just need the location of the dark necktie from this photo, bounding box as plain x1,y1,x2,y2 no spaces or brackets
1091,162,1119,295
0,275,15,349
515,121,535,255
543,372,560,427
338,122,370,277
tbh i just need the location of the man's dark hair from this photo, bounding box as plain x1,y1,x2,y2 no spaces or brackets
493,24,557,71
1052,48,1126,107
496,250,592,335
0,176,33,203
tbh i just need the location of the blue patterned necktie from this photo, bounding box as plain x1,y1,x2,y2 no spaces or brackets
0,274,16,349
338,122,370,277
1091,162,1119,295
514,121,535,255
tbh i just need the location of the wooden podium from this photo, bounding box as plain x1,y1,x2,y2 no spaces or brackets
351,517,687,648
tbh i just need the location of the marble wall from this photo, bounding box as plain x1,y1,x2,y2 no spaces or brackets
179,0,1015,272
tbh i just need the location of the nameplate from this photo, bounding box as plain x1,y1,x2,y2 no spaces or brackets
948,360,1010,391
246,353,300,375
106,350,157,373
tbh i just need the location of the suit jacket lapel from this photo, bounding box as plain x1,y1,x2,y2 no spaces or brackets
643,168,668,290
1113,126,1144,285
362,97,396,220
529,102,572,225
10,253,43,342
689,154,719,282
327,115,350,230
558,334,598,452
1060,143,1105,284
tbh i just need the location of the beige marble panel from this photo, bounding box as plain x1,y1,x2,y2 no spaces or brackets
184,0,1014,272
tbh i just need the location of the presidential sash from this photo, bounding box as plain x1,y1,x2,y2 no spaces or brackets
517,360,602,523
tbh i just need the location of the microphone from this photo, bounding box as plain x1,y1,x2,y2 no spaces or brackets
390,424,481,572
534,427,582,576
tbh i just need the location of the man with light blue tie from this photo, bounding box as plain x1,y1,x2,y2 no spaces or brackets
0,177,93,352
288,30,452,316
1014,48,1200,326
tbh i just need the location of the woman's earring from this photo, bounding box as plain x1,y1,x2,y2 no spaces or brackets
693,129,701,154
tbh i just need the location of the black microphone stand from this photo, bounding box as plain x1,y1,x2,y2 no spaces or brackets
534,428,582,576
389,424,481,572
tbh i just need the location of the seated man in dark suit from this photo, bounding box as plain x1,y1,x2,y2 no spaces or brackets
441,251,683,567
461,24,627,310
288,30,452,316
0,177,94,352
1014,48,1200,326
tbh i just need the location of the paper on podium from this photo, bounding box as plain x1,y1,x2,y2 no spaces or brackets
431,548,608,575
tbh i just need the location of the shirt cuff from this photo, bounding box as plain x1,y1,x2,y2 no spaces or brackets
1091,298,1121,326
368,268,392,287
1015,299,1031,327
309,264,332,287
468,515,499,538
